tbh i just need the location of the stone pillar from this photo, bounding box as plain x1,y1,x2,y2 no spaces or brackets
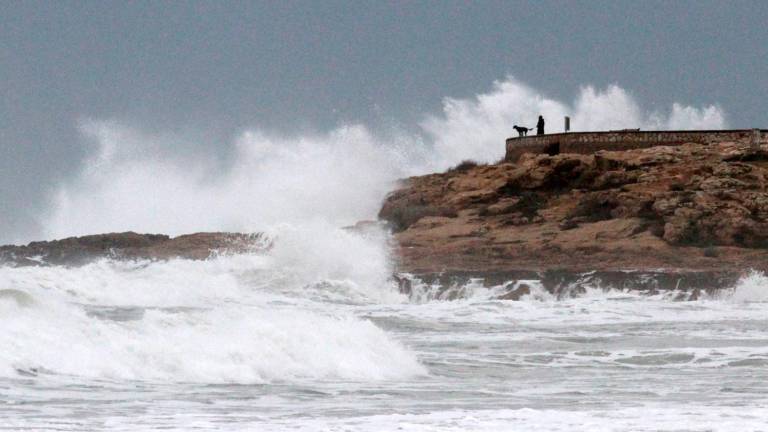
564,116,570,132
752,129,761,148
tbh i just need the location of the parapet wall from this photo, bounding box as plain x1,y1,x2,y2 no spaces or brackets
505,129,767,162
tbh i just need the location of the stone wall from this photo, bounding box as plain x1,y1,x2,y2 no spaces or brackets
505,129,768,162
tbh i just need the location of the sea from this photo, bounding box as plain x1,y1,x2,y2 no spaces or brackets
1,224,767,431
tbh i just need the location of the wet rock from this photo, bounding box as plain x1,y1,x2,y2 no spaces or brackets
497,283,531,300
0,232,269,267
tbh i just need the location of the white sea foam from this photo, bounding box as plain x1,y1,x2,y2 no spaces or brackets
0,222,418,384
4,256,767,429
246,406,768,432
0,299,425,383
728,270,768,302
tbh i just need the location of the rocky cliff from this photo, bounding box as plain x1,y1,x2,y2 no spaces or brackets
379,140,768,292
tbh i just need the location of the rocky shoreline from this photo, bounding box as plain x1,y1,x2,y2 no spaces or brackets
393,269,742,301
379,139,768,292
0,232,268,267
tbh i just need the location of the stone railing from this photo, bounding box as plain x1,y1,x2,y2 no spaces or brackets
505,129,767,162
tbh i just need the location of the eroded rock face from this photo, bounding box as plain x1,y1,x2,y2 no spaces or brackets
0,232,269,267
379,141,768,275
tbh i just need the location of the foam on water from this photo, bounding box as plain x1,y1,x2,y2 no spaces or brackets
728,270,768,302
0,296,424,383
6,406,768,431
3,258,768,429
0,225,423,383
255,406,768,432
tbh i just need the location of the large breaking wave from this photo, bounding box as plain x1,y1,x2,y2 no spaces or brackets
0,250,423,383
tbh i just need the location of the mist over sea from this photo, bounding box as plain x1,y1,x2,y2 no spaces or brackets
4,79,765,431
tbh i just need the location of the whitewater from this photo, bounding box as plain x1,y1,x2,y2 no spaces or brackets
3,79,766,430
2,246,768,431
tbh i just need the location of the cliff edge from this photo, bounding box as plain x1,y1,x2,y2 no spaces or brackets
379,140,768,289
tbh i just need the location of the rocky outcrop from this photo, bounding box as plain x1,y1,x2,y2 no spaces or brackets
0,232,268,266
380,141,768,285
393,269,740,301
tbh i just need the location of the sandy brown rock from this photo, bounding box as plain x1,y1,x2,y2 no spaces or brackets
379,141,768,277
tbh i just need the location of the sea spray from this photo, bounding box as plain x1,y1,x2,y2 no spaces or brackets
0,251,424,383
39,78,724,243
727,270,768,302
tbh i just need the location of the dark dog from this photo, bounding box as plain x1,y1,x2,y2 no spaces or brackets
513,125,532,137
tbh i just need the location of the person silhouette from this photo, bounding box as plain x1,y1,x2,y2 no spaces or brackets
536,115,545,135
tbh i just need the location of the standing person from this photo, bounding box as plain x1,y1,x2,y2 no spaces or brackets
536,115,545,135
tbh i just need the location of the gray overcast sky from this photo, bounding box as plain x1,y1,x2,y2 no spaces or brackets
1,0,767,242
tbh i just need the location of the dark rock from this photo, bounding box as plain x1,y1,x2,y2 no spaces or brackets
497,283,531,300
0,232,269,267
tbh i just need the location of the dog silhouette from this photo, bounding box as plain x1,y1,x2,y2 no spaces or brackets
513,125,532,137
